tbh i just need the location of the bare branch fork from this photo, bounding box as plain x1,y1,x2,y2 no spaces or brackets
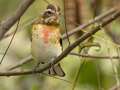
8,52,120,71
62,7,118,39
0,0,35,40
0,9,120,76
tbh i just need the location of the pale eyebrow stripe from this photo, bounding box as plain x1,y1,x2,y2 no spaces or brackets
45,9,56,13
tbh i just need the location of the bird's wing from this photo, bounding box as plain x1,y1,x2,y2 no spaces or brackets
59,37,63,51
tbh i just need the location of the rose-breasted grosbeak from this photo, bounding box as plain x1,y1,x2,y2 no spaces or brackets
31,4,65,77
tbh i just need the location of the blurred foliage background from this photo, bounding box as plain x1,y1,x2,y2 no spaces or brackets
0,0,120,90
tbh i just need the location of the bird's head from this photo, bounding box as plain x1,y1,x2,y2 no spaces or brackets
41,4,60,25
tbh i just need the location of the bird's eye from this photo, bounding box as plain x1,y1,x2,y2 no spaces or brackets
46,11,53,15
42,10,55,19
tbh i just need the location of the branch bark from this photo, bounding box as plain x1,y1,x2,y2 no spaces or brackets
7,55,32,71
70,52,120,59
0,0,35,40
62,7,117,39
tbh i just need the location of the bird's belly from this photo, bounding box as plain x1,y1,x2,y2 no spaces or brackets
31,38,61,63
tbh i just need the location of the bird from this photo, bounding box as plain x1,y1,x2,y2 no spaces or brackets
31,4,65,77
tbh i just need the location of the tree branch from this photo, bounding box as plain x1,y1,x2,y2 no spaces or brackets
0,0,35,40
70,52,120,59
8,52,120,71
62,7,118,39
7,55,32,71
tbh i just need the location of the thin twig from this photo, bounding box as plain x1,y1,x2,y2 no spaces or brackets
3,17,38,40
95,62,102,90
72,59,86,90
0,0,35,40
7,55,33,71
80,43,100,50
63,0,71,45
8,56,72,84
0,19,20,64
108,48,120,88
70,52,120,59
8,52,120,71
62,7,117,39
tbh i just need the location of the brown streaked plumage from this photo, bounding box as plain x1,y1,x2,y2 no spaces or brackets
31,4,65,77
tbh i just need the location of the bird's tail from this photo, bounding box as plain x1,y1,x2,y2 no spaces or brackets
48,63,65,77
